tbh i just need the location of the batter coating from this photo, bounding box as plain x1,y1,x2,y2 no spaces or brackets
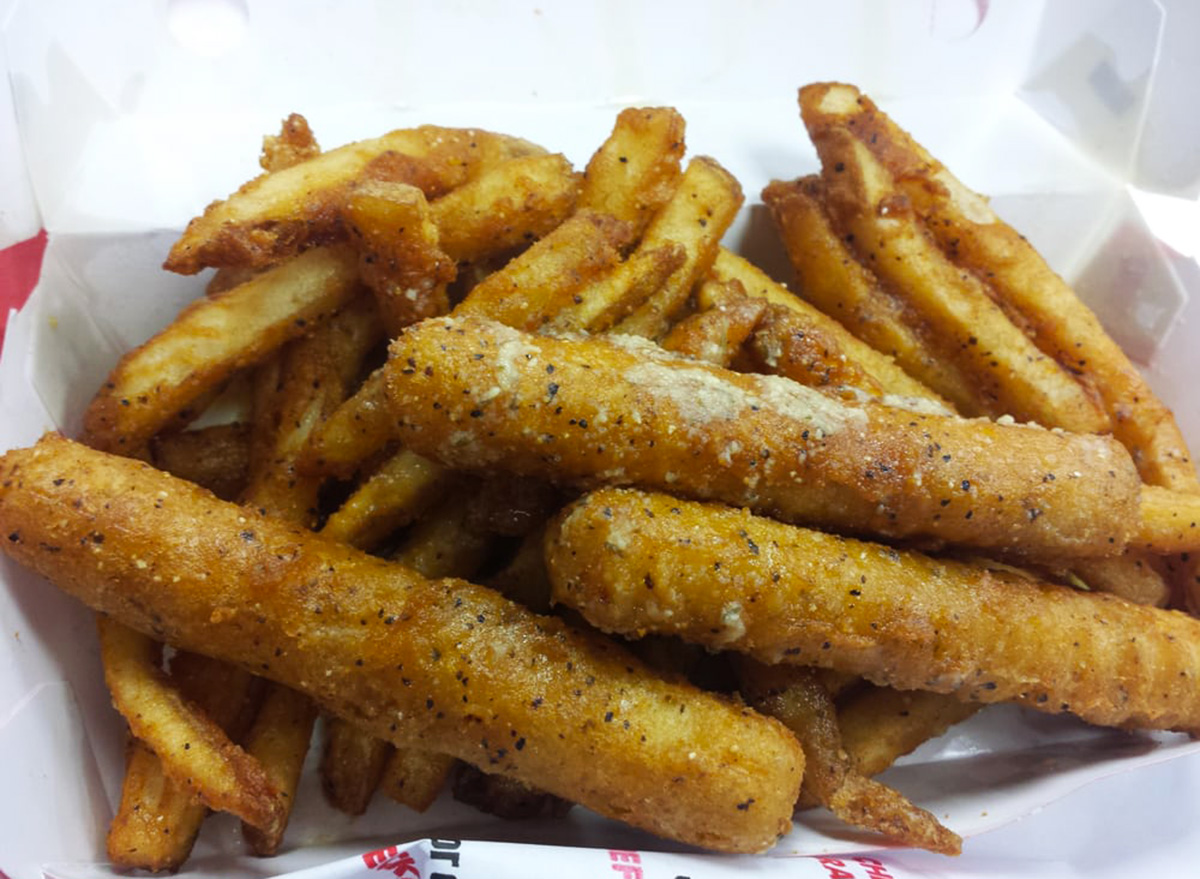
0,435,803,854
546,488,1200,733
385,315,1141,558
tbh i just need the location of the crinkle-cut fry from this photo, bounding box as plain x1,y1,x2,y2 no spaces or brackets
544,243,687,334
83,246,361,454
1134,486,1200,554
150,422,250,501
812,130,1111,434
320,448,448,551
429,153,581,264
548,487,1200,733
735,659,960,855
710,248,942,402
761,178,976,407
107,653,260,871
241,684,319,856
95,617,286,834
380,748,457,812
659,280,766,367
261,112,321,173
345,181,455,336
321,717,392,816
579,106,687,237
296,368,392,479
455,210,633,330
165,127,545,274
452,763,574,820
612,157,745,340
837,687,983,780
0,435,804,854
387,316,1143,558
799,82,1199,493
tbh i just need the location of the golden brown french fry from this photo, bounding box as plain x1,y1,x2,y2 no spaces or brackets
811,130,1111,434
260,113,321,173
1134,486,1200,553
0,434,805,855
547,487,1200,733
107,653,260,871
150,422,250,501
612,157,745,339
380,749,457,812
96,617,286,834
736,659,961,855
345,180,455,336
388,316,1145,558
429,153,581,264
836,686,983,780
1051,553,1171,608
320,448,448,551
455,210,633,330
83,246,361,454
543,243,687,334
799,81,1200,493
761,178,978,407
659,281,766,366
321,717,392,816
296,369,393,479
710,248,941,401
241,684,319,856
165,128,545,274
393,490,495,578
578,106,686,236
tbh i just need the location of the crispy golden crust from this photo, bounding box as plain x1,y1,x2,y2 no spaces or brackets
0,434,803,854
385,316,1142,558
83,247,361,454
166,127,544,274
547,488,1200,733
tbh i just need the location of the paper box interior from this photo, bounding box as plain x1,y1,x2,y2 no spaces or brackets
3,1,1200,877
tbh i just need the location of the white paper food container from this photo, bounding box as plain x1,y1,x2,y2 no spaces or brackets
3,1,1200,877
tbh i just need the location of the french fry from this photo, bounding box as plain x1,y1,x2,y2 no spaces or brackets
547,488,1200,733
761,178,978,409
451,763,573,820
836,687,983,780
465,474,564,538
455,210,633,330
659,280,766,366
296,368,393,479
320,448,448,551
150,422,250,501
1133,486,1200,553
484,524,554,614
543,243,686,334
95,617,286,834
240,685,319,856
387,316,1148,558
380,748,457,812
578,106,687,236
429,153,581,264
736,659,961,855
165,128,545,274
810,129,1111,434
321,717,392,816
710,248,942,401
106,653,260,871
612,157,745,339
0,434,805,855
83,246,361,454
799,81,1200,494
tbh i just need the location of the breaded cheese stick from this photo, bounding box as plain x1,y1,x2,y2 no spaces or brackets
546,488,1200,734
384,316,1143,558
0,434,803,855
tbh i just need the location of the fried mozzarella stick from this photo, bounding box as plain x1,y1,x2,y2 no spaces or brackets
546,488,1200,733
0,434,803,855
384,316,1144,558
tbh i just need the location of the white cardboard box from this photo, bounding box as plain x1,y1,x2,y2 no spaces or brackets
3,1,1200,877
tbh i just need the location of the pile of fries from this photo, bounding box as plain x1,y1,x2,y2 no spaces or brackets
3,86,1200,870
